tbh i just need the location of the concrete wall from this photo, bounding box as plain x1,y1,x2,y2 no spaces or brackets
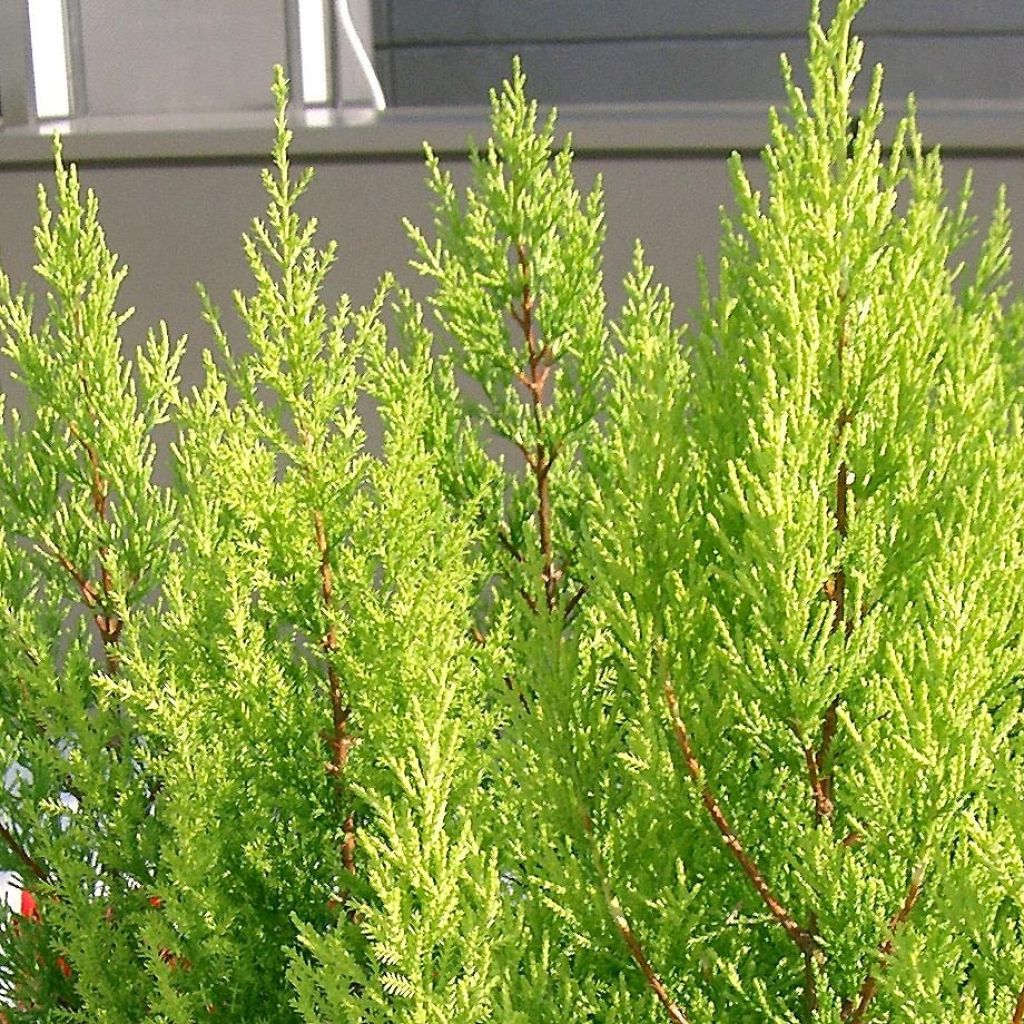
1,144,1021,399
373,1,1024,106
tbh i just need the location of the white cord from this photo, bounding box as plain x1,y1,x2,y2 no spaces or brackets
334,0,387,111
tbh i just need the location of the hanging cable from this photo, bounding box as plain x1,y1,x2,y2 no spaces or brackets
334,0,386,111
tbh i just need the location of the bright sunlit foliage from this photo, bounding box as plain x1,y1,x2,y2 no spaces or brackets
2,3,1023,1022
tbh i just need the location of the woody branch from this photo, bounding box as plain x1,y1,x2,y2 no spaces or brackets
507,248,669,1012
664,677,819,962
67,305,124,673
509,241,561,614
0,821,48,882
46,420,123,674
580,806,688,1024
312,508,356,876
807,296,854,827
842,864,924,1023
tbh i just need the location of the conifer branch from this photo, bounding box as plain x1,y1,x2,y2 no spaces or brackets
512,241,560,613
535,451,558,612
67,419,122,672
48,544,100,608
804,342,855,1014
502,673,531,713
0,821,48,882
313,508,356,876
520,586,541,614
793,724,834,822
1012,985,1024,1024
664,678,818,959
496,526,525,564
842,864,924,1023
580,808,688,1024
803,911,822,1021
68,419,108,522
812,300,855,823
812,695,842,818
44,539,121,672
496,526,539,613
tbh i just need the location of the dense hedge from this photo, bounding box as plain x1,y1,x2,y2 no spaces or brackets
2,2,1023,1021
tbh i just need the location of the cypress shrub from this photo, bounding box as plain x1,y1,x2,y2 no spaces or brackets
1,2,1022,1021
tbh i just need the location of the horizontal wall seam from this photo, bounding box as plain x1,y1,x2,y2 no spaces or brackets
379,28,1024,48
2,101,1024,167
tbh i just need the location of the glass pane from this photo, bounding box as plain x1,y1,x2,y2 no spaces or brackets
298,0,330,105
27,0,70,118
78,0,288,116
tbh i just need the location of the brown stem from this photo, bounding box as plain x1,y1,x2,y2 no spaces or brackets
606,896,688,1024
812,296,855,823
664,678,818,960
0,821,48,882
798,302,855,1019
503,673,532,714
581,809,688,1024
827,304,852,631
512,242,560,613
49,546,99,608
803,911,822,1021
340,814,356,876
46,542,120,672
66,312,122,672
497,527,526,564
563,583,587,622
67,420,121,673
814,695,842,814
511,436,537,469
536,453,558,611
313,509,355,876
843,865,924,1023
805,742,834,821
496,527,540,612
816,466,849,816
791,723,835,824
824,443,853,642
1012,986,1024,1024
70,422,107,522
834,450,849,541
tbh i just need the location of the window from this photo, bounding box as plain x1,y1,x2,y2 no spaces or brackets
1,0,384,127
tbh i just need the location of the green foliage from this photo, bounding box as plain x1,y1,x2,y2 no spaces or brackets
2,6,1024,1024
406,56,608,616
680,3,1024,1017
0,135,181,1022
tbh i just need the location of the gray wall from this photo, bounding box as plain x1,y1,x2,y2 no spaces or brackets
373,1,1024,106
0,152,731,394
1,150,1021,400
